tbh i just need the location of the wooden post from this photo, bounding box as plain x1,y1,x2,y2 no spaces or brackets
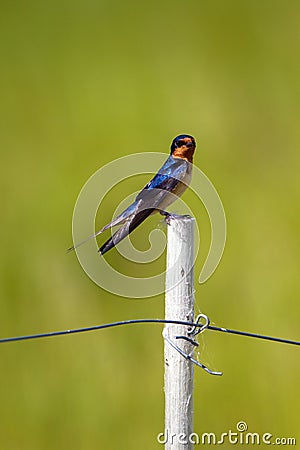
163,216,195,449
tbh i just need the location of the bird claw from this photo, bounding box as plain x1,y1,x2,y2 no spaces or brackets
160,211,192,225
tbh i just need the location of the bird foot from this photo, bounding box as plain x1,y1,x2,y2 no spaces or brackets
160,211,191,225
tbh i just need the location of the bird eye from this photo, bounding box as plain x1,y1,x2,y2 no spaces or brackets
176,140,184,147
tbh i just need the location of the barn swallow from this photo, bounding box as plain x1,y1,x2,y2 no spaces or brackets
68,134,196,255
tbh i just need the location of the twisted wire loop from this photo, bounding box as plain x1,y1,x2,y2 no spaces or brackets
163,313,223,376
188,313,210,337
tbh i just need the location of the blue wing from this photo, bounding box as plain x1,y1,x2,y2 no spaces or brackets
136,156,188,207
99,156,190,254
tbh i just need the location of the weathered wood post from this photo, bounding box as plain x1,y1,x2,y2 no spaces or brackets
163,216,195,449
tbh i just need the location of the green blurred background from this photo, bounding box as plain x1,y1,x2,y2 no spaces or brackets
0,0,299,448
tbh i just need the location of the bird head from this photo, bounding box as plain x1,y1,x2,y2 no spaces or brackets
170,134,196,161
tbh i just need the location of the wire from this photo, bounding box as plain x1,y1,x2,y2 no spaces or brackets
0,318,299,346
208,325,300,346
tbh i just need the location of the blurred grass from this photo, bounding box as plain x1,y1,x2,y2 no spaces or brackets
0,0,300,448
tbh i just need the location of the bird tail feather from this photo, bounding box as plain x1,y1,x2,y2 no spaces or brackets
99,208,154,255
67,202,139,253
